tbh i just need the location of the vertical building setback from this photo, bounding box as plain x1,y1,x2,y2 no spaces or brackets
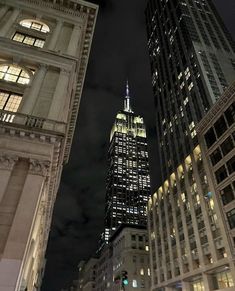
145,0,235,182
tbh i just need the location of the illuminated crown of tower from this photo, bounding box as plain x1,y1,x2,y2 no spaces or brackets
124,80,133,113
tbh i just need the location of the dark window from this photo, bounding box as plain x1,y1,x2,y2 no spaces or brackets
221,185,234,205
227,209,235,229
221,136,234,156
214,115,227,138
205,127,216,148
215,165,228,184
131,235,136,241
210,148,222,166
227,156,235,175
225,102,235,126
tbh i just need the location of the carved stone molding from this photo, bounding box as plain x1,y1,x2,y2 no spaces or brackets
29,159,51,176
0,154,18,170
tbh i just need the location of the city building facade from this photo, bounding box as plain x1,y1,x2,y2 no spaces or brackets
104,83,151,242
0,0,97,290
78,225,150,291
110,225,151,291
197,81,235,259
77,258,98,291
145,0,235,183
147,83,235,291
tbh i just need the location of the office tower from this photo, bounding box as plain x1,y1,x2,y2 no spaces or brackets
145,0,235,182
0,1,97,290
147,84,235,290
104,82,151,241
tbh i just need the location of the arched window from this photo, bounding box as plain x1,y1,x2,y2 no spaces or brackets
19,19,50,33
0,65,30,85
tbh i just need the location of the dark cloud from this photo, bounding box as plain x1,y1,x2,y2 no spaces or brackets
41,1,235,290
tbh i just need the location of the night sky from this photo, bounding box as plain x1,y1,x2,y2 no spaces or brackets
41,1,235,290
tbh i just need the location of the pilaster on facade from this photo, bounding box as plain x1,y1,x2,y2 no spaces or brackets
0,0,98,290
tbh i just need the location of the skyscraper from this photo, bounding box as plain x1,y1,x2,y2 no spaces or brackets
145,0,235,182
0,0,97,290
104,82,151,241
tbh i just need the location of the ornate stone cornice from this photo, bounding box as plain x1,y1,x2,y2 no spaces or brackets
29,159,51,176
196,81,235,135
0,153,18,170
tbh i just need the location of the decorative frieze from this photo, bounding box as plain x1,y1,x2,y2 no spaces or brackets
29,159,51,176
0,153,18,170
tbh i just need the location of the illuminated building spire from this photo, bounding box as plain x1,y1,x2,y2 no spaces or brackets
124,80,133,112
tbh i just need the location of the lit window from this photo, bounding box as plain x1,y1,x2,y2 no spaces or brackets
192,280,204,291
13,32,45,48
0,65,30,84
0,91,22,122
0,91,22,112
216,270,234,288
140,268,144,275
132,279,138,288
147,268,150,276
20,19,50,33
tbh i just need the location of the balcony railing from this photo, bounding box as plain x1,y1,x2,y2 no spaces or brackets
0,110,66,135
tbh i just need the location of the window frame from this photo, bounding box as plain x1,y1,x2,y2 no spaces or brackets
19,19,50,34
0,63,33,86
12,31,45,48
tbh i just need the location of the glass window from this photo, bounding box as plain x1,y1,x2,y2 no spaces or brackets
0,65,30,84
215,165,228,184
214,115,227,138
210,148,222,166
225,102,235,126
13,32,45,48
227,156,235,175
0,91,22,112
221,185,234,205
227,209,235,229
221,136,234,156
215,270,234,288
192,280,204,291
131,235,136,241
205,127,216,148
19,19,50,33
132,279,138,288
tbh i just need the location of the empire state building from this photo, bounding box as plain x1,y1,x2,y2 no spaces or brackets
104,82,151,241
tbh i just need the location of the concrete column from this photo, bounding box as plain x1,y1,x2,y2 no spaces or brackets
0,155,18,203
21,65,47,115
202,273,214,290
182,280,191,291
0,167,46,291
47,20,63,50
0,5,8,20
0,8,20,37
0,170,11,203
48,69,70,120
67,24,81,56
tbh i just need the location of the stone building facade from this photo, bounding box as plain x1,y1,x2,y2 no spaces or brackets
79,225,151,291
0,0,98,290
147,83,235,291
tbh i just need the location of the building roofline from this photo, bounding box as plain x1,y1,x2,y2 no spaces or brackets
196,81,235,135
109,223,147,242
